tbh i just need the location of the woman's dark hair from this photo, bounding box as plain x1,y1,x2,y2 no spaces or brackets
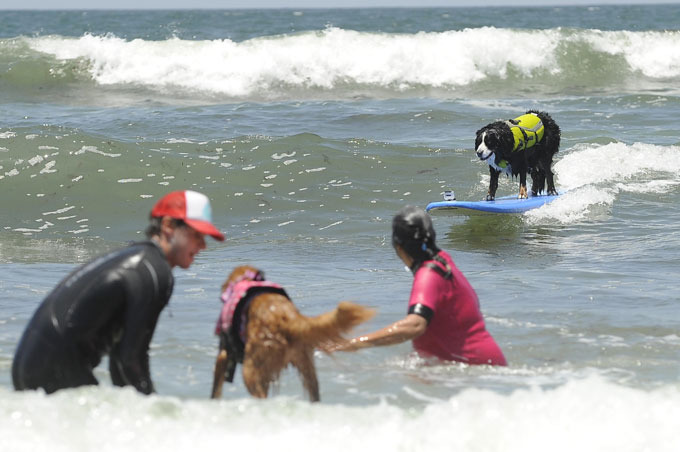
145,217,187,239
392,205,440,271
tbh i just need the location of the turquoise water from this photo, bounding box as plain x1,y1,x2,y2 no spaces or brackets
1,6,680,451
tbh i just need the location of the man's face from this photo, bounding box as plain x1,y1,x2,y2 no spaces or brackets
166,224,206,269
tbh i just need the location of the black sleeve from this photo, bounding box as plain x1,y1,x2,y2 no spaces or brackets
109,252,171,394
408,303,434,325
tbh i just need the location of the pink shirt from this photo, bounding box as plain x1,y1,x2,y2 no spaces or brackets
408,251,507,366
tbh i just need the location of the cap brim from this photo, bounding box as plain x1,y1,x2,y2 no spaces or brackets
184,218,225,241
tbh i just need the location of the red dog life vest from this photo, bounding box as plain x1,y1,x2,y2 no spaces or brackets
216,280,288,339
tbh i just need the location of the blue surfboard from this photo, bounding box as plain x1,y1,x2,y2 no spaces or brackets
426,192,562,215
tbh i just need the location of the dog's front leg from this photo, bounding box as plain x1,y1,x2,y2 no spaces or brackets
486,167,500,201
211,348,229,399
518,171,528,199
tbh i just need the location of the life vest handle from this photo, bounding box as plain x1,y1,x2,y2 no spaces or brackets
423,254,453,280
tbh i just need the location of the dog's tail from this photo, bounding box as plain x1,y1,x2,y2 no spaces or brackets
288,301,374,349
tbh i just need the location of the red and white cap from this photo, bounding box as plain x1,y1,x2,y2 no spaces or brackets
151,190,225,241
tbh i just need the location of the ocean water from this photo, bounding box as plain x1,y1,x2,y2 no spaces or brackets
1,6,680,451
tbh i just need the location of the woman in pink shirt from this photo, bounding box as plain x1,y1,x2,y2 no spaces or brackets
337,205,506,366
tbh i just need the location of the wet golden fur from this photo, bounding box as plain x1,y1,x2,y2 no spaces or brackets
211,265,374,402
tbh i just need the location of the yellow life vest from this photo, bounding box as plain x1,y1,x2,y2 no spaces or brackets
506,113,544,152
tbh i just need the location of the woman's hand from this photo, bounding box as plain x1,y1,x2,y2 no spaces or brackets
319,336,366,353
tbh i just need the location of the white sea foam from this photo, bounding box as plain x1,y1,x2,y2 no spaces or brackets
1,378,678,452
117,178,143,183
25,28,557,95
554,143,680,190
583,29,680,78
526,143,680,224
25,28,680,98
39,161,57,174
28,155,44,166
43,205,76,216
74,146,121,158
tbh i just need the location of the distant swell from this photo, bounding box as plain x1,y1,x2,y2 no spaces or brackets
3,27,679,100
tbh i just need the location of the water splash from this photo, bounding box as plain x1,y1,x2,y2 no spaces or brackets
527,142,680,224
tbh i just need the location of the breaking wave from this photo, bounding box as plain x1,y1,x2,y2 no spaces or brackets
3,27,680,102
527,142,680,224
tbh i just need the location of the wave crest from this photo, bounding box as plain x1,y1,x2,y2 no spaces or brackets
3,27,678,100
527,142,680,224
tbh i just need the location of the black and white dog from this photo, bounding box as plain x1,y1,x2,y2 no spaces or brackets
474,110,560,201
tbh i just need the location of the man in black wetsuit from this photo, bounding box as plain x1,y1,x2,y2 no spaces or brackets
11,190,225,395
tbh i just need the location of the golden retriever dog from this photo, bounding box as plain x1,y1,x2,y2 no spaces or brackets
211,265,374,402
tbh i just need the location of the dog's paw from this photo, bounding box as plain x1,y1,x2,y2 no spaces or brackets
518,186,528,199
485,194,495,201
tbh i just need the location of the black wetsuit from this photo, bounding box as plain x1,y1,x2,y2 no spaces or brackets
12,241,173,395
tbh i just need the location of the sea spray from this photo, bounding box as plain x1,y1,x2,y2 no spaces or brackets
526,143,680,223
1,378,679,452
